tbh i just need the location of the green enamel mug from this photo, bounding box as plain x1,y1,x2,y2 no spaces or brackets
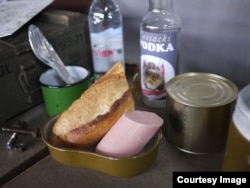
39,66,90,117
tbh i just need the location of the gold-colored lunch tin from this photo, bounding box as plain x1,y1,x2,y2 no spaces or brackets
41,115,162,177
164,72,238,154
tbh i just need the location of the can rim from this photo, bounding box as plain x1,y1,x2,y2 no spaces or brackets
166,72,239,108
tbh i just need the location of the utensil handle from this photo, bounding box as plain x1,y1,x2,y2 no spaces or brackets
53,60,75,85
44,39,75,84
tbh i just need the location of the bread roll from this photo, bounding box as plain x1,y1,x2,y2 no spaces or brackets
52,62,135,148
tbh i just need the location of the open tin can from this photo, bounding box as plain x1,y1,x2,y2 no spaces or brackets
164,72,238,154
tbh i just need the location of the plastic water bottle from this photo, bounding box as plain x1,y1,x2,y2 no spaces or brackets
88,0,124,74
140,0,181,108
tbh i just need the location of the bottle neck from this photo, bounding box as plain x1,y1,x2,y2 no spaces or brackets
93,0,114,4
149,0,173,11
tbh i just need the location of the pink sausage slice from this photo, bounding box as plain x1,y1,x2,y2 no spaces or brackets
96,110,163,158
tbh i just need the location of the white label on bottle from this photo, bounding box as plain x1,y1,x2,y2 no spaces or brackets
90,27,124,73
140,31,178,99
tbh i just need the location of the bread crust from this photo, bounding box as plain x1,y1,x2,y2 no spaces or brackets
51,63,135,148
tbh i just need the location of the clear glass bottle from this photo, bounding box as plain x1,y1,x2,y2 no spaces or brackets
140,0,181,108
88,0,124,75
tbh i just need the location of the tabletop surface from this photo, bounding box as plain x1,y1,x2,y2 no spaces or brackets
0,87,224,188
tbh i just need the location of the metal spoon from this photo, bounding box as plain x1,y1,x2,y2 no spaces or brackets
28,24,75,85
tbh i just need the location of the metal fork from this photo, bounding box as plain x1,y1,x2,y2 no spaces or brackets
28,24,75,84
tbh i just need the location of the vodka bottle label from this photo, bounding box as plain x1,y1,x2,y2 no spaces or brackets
90,27,124,73
140,30,178,99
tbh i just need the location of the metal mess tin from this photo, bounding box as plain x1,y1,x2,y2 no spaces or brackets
164,72,238,154
41,115,162,177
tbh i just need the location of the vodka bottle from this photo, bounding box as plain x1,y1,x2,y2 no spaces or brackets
88,0,124,74
140,0,181,107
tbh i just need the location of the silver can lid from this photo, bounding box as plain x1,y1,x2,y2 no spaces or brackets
166,72,238,107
